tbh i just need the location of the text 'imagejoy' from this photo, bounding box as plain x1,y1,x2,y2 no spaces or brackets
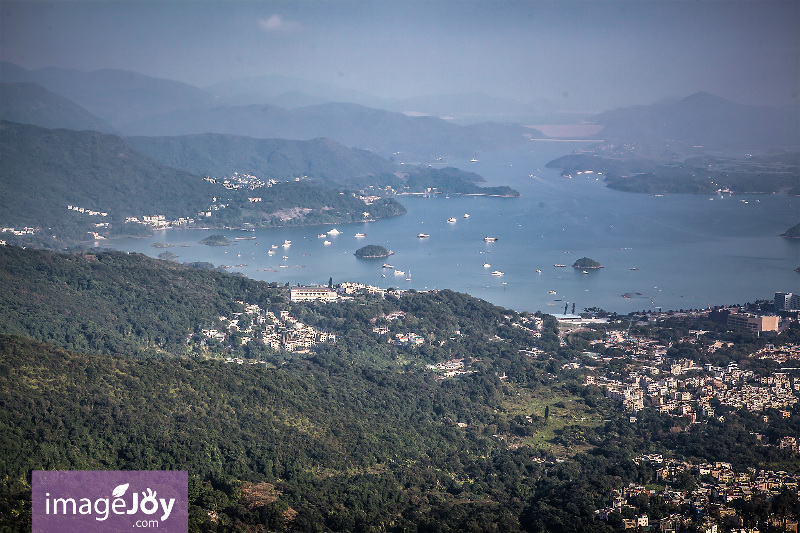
32,470,188,532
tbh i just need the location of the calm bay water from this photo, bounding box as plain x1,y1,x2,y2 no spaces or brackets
108,142,800,314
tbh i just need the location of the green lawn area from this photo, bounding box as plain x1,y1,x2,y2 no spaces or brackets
502,383,610,455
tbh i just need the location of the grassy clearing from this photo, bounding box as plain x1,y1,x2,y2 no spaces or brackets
502,384,606,455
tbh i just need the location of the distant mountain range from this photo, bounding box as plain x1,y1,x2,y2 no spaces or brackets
0,82,115,134
0,62,216,126
121,101,536,160
4,62,795,155
0,63,540,159
205,74,385,109
594,92,800,150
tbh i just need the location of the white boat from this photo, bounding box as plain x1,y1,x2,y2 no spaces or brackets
483,263,491,268
394,270,405,276
554,264,567,267
491,271,504,276
548,290,556,294
317,233,327,238
268,250,275,255
447,217,457,223
470,158,478,162
271,244,278,249
536,269,542,273
327,228,341,235
382,263,394,268
463,213,470,218
355,233,366,238
484,236,498,242
282,240,291,247
324,240,332,245
583,270,589,274
417,233,430,238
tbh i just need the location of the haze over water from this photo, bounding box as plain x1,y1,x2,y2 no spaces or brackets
108,142,799,315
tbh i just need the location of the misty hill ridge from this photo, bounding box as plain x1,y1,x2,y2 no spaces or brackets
125,132,397,184
0,82,115,133
121,100,535,159
205,73,384,108
0,62,217,126
0,121,213,228
595,92,800,149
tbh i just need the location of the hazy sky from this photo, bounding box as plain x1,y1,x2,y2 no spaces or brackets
1,0,798,110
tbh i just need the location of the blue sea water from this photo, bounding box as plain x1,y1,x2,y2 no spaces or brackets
108,142,800,314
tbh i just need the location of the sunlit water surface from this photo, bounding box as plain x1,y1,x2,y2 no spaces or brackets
108,142,800,314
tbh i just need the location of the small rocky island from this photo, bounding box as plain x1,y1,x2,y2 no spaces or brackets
157,251,179,261
199,234,232,246
572,257,603,269
780,222,800,239
355,244,393,258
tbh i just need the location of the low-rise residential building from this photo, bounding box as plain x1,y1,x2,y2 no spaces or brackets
290,286,338,302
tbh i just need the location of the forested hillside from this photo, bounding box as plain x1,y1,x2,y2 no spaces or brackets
0,121,213,227
1,245,798,531
0,82,115,133
546,151,800,194
126,134,397,184
0,122,406,249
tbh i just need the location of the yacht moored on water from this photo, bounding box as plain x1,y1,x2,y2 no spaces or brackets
417,233,430,238
484,236,498,242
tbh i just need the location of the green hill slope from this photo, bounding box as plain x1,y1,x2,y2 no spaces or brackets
0,82,115,133
126,134,396,184
0,121,213,227
0,62,217,126
0,122,406,248
2,245,798,532
0,244,601,532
